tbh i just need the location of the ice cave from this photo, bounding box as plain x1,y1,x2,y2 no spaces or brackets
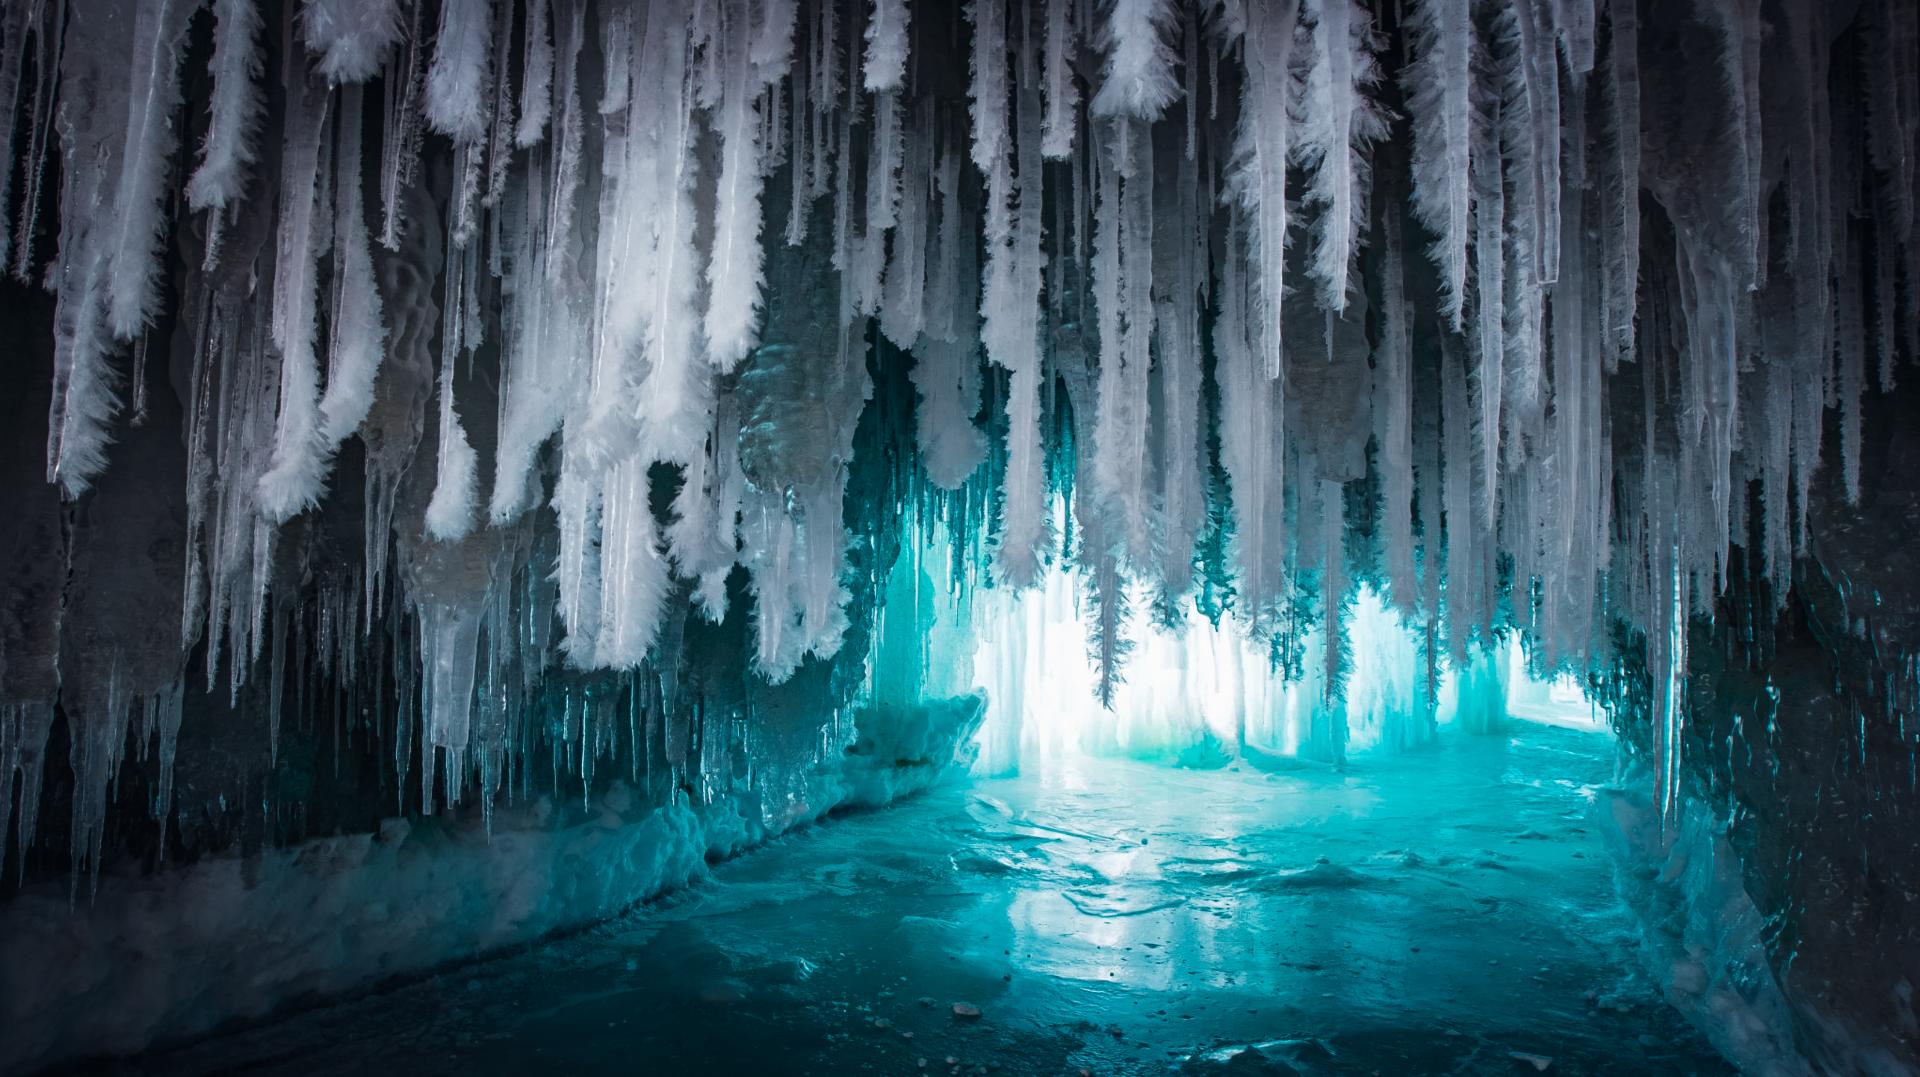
0,0,1916,1073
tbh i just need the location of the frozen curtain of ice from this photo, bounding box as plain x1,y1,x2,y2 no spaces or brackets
0,0,1916,1059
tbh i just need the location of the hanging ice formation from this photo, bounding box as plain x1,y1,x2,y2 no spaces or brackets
0,0,1916,889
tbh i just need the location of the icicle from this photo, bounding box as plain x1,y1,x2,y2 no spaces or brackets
1156,138,1205,596
515,0,554,146
105,0,196,342
1838,229,1866,506
967,0,1009,174
879,106,932,348
1471,109,1504,527
706,0,771,373
11,0,58,282
425,0,495,143
1216,210,1287,626
1701,0,1763,290
1095,119,1156,568
378,0,429,249
302,0,405,83
317,84,387,444
984,33,1049,587
0,2,32,270
426,251,478,541
1604,0,1640,362
864,0,909,92
1041,0,1078,158
1091,0,1179,121
256,80,334,522
1295,0,1386,311
632,1,712,466
595,457,672,666
1228,0,1297,380
1403,0,1475,330
188,0,265,213
1377,205,1416,616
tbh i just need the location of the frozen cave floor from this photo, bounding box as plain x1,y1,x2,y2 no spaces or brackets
129,725,1731,1077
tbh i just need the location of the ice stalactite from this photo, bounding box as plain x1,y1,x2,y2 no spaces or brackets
707,0,782,373
864,0,909,92
255,79,334,521
188,0,266,218
425,0,495,144
317,85,388,446
303,0,406,84
1294,0,1385,311
1403,0,1477,330
1376,203,1417,618
1091,0,1180,121
1230,0,1296,380
1040,0,1077,159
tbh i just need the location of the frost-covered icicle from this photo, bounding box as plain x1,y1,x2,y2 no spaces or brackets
1471,114,1504,527
1229,0,1297,380
425,0,495,143
1603,0,1640,362
317,85,387,445
595,457,671,666
600,7,632,114
1441,334,1478,663
1377,205,1417,616
984,34,1049,588
1506,0,1559,288
44,8,128,498
912,334,988,488
302,0,404,83
1040,0,1077,158
256,81,334,521
1874,226,1901,394
665,407,735,606
860,89,907,317
492,181,571,522
1105,121,1144,564
1838,230,1866,506
377,0,429,248
633,4,712,465
515,0,554,146
1091,0,1179,121
105,0,196,342
706,0,771,373
1156,146,1205,594
187,0,265,214
0,3,32,270
968,0,1009,173
1701,0,1764,290
1403,0,1475,330
1294,0,1385,311
864,0,909,92
1216,211,1286,626
544,0,587,276
1674,238,1740,587
1866,0,1917,246
552,461,605,664
1488,3,1543,443
10,0,59,282
880,108,932,348
1092,120,1156,567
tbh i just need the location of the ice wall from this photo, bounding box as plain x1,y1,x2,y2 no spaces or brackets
0,0,1915,1065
